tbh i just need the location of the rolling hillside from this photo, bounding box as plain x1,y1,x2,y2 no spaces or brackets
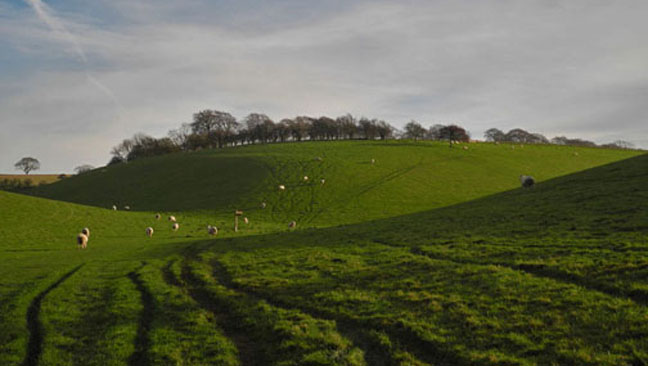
2,141,647,365
32,140,641,226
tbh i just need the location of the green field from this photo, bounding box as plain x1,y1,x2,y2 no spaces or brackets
0,174,66,186
1,140,647,365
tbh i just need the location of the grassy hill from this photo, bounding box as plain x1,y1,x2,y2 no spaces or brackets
2,141,647,365
32,140,641,226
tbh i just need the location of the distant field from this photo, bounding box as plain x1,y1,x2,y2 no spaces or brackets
0,174,67,185
2,141,647,365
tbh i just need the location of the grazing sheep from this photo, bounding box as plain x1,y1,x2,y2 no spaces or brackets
278,185,286,191
168,215,176,222
112,205,117,211
244,217,249,224
288,221,297,228
207,225,218,236
260,202,267,209
511,145,515,150
124,205,130,210
314,156,323,161
462,146,468,150
145,227,154,238
520,175,535,188
574,152,579,156
370,158,375,164
81,227,90,238
172,223,180,231
76,233,88,249
494,141,500,145
155,213,161,220
320,178,326,185
303,176,309,181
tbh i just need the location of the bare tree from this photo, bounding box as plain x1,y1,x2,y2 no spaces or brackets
427,124,445,140
110,138,135,161
14,157,40,175
358,118,377,140
404,120,426,141
290,116,312,141
168,123,192,150
484,128,505,142
438,125,470,147
74,164,94,174
244,113,275,143
375,120,393,140
337,114,357,140
612,140,634,149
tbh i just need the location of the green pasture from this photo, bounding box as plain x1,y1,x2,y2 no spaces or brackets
1,140,646,365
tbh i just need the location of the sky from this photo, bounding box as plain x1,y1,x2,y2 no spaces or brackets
1,0,647,173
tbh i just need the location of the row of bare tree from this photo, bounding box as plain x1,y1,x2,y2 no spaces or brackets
109,111,474,163
484,128,634,149
107,109,635,164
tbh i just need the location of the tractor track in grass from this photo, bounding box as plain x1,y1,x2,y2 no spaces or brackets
408,246,648,306
209,259,393,366
161,259,265,366
127,262,155,366
22,263,84,366
373,239,648,307
210,258,464,366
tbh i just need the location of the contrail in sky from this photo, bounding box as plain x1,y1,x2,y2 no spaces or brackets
24,0,123,113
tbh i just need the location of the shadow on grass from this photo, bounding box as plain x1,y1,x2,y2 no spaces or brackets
127,262,154,366
128,153,648,364
23,264,84,366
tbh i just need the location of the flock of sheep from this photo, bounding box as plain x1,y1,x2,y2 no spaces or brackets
76,153,536,249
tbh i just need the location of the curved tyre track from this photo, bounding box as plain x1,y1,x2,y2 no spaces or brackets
127,262,155,366
162,260,265,366
210,258,456,366
22,264,84,366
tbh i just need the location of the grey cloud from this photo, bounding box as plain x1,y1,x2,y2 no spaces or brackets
1,0,647,173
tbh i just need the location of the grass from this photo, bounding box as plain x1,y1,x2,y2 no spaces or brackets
1,140,646,365
0,174,67,187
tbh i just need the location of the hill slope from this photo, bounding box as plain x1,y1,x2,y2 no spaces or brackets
2,142,647,365
32,140,641,227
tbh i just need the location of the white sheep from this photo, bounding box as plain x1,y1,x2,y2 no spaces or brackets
278,185,286,191
172,223,180,231
207,225,218,236
462,146,468,150
574,152,579,156
168,215,176,222
155,213,161,220
112,205,117,211
520,175,535,188
320,178,326,185
303,176,309,181
124,205,130,210
81,227,90,238
288,220,297,228
314,156,323,162
76,233,88,249
244,217,249,224
145,227,154,238
260,202,267,209
370,158,375,164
